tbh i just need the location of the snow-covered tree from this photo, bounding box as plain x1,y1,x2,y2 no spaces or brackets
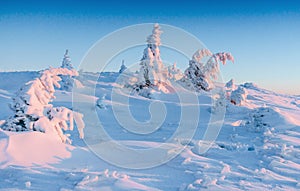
61,50,73,69
230,86,248,106
122,23,172,98
60,50,74,91
2,67,84,144
183,49,213,91
183,49,234,91
137,24,169,91
119,60,127,74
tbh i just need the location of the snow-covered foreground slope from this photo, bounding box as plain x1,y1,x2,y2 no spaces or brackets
0,71,299,190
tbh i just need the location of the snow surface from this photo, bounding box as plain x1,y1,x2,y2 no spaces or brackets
0,71,300,190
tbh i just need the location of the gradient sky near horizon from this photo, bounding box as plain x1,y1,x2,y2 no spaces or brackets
0,0,300,95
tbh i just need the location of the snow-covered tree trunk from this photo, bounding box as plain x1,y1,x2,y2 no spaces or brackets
2,67,85,143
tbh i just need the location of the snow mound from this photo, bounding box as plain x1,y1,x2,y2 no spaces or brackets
0,129,73,168
245,106,299,133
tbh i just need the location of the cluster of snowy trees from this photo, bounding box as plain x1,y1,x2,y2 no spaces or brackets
120,23,250,109
0,23,245,143
124,24,236,101
119,24,177,98
1,53,85,144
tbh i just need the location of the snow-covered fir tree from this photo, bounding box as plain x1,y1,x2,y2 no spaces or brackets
2,67,85,144
137,24,170,92
183,49,234,92
61,50,73,69
119,60,127,73
60,50,75,91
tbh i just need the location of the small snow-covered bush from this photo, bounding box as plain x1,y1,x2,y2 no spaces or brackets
167,63,184,81
230,86,247,106
2,67,84,144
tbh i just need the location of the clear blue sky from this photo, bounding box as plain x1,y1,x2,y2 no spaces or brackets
0,0,300,95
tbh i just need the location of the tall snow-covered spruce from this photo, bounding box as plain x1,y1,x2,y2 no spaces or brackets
59,50,75,91
183,49,234,91
1,67,85,144
137,24,170,93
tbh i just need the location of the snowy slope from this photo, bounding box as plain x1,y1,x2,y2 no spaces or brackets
0,71,299,190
